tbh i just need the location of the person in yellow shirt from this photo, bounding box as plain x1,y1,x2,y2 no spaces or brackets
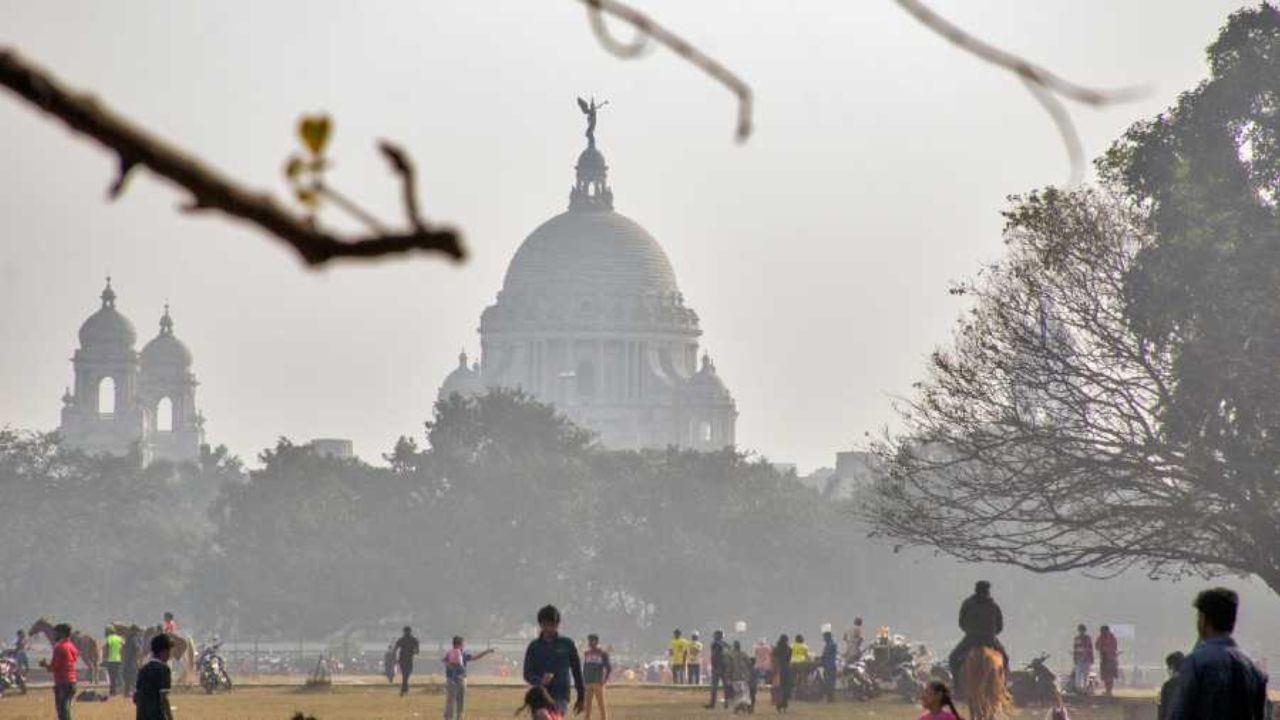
102,626,124,696
790,634,810,664
668,629,688,685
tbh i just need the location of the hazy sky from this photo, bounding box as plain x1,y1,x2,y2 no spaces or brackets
0,1,1250,470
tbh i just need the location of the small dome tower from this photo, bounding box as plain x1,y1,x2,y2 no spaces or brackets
139,305,204,462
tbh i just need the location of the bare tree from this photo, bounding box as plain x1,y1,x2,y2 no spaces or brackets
865,187,1280,596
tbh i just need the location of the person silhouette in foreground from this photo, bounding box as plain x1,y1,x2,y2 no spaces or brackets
1168,587,1267,720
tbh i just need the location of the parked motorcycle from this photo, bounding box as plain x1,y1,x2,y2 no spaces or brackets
1009,653,1058,706
0,652,26,697
892,661,923,702
840,659,879,701
197,642,232,694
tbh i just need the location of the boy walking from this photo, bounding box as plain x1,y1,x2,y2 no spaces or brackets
394,626,420,697
442,635,494,720
522,605,585,717
104,626,124,696
134,633,174,720
582,634,612,720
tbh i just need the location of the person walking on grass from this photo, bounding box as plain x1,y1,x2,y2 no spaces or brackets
1096,625,1119,696
582,634,612,720
40,623,78,720
771,635,792,713
522,605,584,717
394,626,420,697
820,631,839,703
122,628,143,697
134,633,173,720
1169,587,1267,720
442,635,494,720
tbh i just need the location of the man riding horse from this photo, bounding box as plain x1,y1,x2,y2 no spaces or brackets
948,581,1009,682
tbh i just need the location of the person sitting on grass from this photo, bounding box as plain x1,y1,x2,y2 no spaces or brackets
919,680,962,720
517,685,562,720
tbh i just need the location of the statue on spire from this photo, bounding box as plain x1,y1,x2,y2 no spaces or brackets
577,96,608,148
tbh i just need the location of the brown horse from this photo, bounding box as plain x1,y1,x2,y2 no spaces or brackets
28,618,100,685
140,625,196,686
959,646,1012,720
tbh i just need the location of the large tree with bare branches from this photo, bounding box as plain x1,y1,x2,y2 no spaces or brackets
867,5,1280,596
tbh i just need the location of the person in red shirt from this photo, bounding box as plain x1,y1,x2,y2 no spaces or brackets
40,623,78,720
161,613,176,635
1096,625,1120,696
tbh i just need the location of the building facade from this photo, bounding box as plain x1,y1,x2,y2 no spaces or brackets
59,280,204,463
439,112,737,450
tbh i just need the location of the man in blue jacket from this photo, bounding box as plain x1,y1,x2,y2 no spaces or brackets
1169,587,1268,720
523,605,584,716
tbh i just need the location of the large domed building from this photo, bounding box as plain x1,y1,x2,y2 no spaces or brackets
59,279,205,463
439,106,737,450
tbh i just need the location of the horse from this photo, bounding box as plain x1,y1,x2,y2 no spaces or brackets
959,646,1012,720
140,625,196,687
27,618,100,685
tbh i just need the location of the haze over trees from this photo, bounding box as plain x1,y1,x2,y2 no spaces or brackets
868,5,1280,597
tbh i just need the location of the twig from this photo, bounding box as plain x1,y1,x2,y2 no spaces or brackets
0,47,465,266
378,141,427,232
579,0,753,142
892,0,1144,181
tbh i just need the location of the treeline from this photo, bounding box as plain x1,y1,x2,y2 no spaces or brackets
0,391,866,643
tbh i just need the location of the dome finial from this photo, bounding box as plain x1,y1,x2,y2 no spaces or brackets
570,97,614,212
458,348,468,368
101,275,116,308
159,303,174,336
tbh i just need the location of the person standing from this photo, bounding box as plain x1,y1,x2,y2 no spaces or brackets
1157,651,1186,720
1169,588,1267,720
705,629,728,709
842,619,864,662
790,634,810,664
820,631,839,703
394,626,420,697
522,605,584,717
161,613,176,636
771,635,792,712
1096,625,1119,696
40,623,78,720
134,633,174,720
12,629,29,675
581,634,611,720
442,635,494,720
686,632,703,685
751,639,772,709
1071,624,1094,693
103,626,124,696
122,628,143,697
667,630,687,685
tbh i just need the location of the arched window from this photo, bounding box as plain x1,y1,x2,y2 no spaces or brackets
700,421,713,444
156,397,174,432
98,376,116,416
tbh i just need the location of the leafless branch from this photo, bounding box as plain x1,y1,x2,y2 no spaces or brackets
0,48,464,266
893,0,1144,180
579,0,753,142
378,141,427,233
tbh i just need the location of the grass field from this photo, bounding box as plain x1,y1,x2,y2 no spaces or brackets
0,683,1142,720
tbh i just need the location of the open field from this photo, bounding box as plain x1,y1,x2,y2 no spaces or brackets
0,684,1144,720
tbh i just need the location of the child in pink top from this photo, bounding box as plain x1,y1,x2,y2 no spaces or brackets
918,680,962,720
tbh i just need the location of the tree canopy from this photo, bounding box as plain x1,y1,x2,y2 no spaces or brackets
868,5,1280,596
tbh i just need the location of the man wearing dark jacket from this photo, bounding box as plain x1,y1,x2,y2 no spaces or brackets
522,605,584,717
1169,588,1268,720
947,580,1009,681
705,630,729,709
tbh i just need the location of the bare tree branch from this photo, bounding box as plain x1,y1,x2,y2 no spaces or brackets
0,47,465,266
893,0,1144,180
579,0,754,142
